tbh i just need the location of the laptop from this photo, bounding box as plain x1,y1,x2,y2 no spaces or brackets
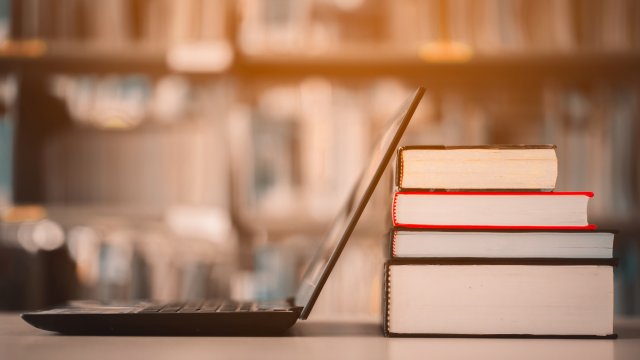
21,87,425,336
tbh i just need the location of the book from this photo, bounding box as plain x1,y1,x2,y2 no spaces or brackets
396,145,558,191
390,228,615,259
390,228,614,259
392,191,595,229
383,259,616,338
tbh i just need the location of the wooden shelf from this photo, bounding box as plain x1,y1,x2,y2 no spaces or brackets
1,41,640,83
0,42,169,74
233,51,640,85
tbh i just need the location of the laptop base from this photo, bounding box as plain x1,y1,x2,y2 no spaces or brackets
22,301,302,336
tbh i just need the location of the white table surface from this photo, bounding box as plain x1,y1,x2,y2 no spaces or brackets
2,313,640,360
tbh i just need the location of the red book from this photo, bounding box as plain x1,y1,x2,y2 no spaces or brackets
392,191,596,230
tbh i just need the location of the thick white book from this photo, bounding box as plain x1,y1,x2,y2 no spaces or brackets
391,229,614,259
384,259,616,338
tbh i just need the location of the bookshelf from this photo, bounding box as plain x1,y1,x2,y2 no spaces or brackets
1,0,640,315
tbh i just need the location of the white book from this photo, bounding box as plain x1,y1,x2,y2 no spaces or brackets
391,230,614,259
396,145,558,190
392,192,594,229
384,261,615,337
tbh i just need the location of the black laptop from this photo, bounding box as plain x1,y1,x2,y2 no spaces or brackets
21,88,425,336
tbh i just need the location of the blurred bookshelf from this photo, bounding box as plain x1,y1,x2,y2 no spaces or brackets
0,0,639,316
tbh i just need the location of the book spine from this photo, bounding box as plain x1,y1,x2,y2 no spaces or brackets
383,261,391,337
387,229,396,258
392,191,399,227
395,147,404,189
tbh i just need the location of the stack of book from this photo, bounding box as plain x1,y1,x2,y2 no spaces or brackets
384,145,616,338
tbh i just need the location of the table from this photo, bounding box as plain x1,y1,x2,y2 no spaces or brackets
1,313,640,360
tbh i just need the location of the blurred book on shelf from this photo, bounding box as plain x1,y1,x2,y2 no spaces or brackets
237,0,640,57
3,0,640,64
543,83,639,222
10,0,229,47
0,74,16,212
228,80,370,227
43,76,231,208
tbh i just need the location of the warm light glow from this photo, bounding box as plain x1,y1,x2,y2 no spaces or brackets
165,206,232,243
332,0,365,11
1,205,47,223
0,39,47,58
98,117,138,130
68,226,100,285
32,219,65,251
17,222,38,253
166,42,233,73
418,41,473,63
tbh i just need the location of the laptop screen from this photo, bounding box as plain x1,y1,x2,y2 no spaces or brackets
295,87,425,319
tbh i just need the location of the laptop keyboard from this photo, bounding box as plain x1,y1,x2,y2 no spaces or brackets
31,300,294,315
138,300,291,313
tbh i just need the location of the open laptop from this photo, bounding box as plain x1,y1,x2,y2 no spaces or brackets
21,87,425,335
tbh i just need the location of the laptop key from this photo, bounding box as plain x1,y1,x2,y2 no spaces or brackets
256,303,289,311
138,304,164,313
199,300,224,312
159,305,182,313
178,301,204,313
216,303,238,312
